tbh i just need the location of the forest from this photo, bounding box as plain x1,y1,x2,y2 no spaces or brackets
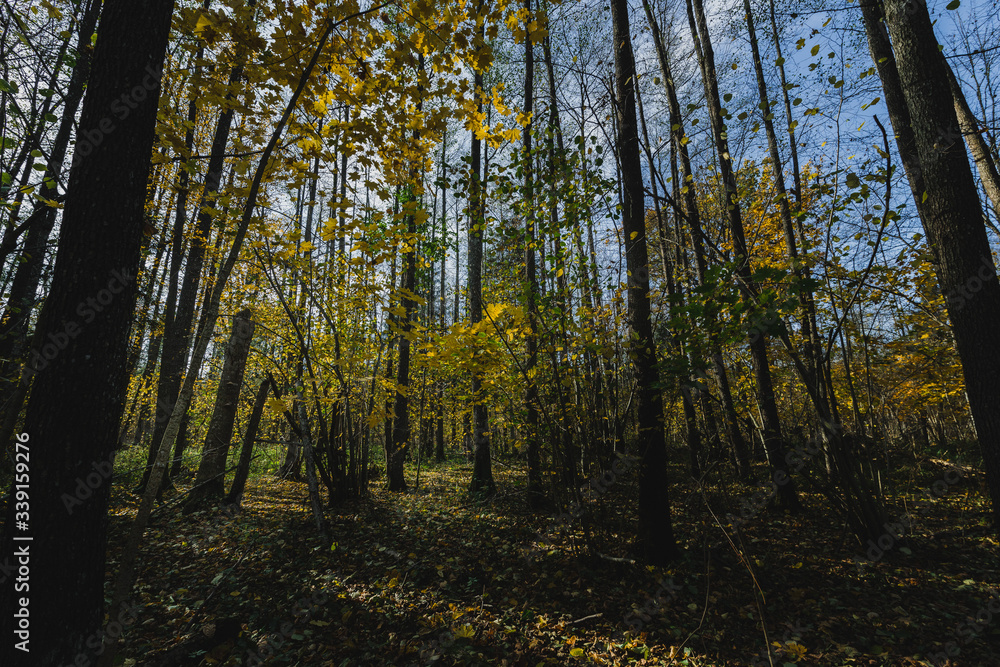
0,0,999,664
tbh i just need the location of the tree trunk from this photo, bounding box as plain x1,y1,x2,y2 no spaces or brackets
224,377,271,507
0,1,174,664
522,0,542,508
874,0,1000,530
468,12,496,498
642,0,750,480
388,55,426,492
688,0,798,510
947,65,1000,223
610,0,679,564
138,63,244,494
185,309,255,511
0,0,101,416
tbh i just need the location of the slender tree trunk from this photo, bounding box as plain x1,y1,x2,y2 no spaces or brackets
388,55,426,492
947,65,1000,222
642,0,750,479
522,0,542,508
468,10,496,498
184,309,255,511
688,0,798,510
611,0,679,564
224,377,270,507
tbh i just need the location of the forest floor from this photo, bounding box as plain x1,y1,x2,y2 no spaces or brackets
104,451,999,666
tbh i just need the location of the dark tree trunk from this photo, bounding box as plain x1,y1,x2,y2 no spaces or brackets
138,63,244,494
0,0,101,418
185,309,255,511
610,0,679,564
522,0,542,508
468,13,496,498
224,377,271,508
642,0,750,480
0,1,174,664
869,0,1000,530
388,56,427,492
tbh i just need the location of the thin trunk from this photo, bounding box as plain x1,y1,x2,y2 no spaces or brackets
468,10,495,498
523,0,542,508
224,377,271,508
642,0,750,479
611,0,679,564
688,0,797,508
184,309,255,511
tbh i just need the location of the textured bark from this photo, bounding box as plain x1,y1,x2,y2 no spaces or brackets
875,0,1000,530
610,0,679,564
947,65,1000,223
858,0,927,215
0,1,174,664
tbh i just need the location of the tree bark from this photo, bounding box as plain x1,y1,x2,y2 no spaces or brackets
0,1,175,664
468,9,496,498
522,0,543,508
946,65,1000,224
874,0,1000,530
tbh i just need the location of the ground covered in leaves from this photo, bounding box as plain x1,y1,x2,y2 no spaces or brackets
104,453,999,666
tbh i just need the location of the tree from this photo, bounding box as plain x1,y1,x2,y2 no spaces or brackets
468,0,496,499
687,0,800,511
610,0,679,565
864,0,1000,530
0,0,176,663
184,309,255,511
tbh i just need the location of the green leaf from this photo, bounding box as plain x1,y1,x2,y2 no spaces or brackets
810,44,820,56
946,0,960,8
